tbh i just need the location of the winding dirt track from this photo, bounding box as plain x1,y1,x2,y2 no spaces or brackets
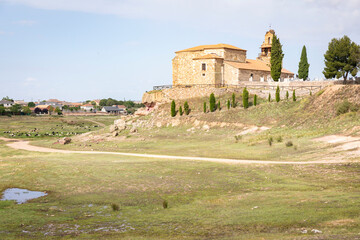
0,137,353,165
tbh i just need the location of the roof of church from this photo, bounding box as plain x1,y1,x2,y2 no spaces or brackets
225,59,293,74
176,44,246,53
193,54,224,60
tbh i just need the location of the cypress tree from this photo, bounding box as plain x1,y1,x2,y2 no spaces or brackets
171,100,176,117
242,88,249,109
292,90,296,102
275,86,280,102
232,93,236,108
227,99,230,110
268,93,271,102
286,91,289,99
179,106,183,116
218,100,221,111
270,34,284,82
203,102,207,113
298,45,310,80
310,91,312,96
254,94,257,106
209,93,216,112
184,101,190,115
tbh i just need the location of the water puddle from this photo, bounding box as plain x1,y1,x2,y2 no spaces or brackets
1,188,47,204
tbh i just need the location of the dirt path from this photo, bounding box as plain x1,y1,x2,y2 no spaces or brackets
0,137,355,165
83,119,106,127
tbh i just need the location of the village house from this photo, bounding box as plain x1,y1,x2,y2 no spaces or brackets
0,100,14,108
172,29,294,86
80,104,95,111
101,105,126,115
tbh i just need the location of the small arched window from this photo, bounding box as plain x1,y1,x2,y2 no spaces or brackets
268,37,271,44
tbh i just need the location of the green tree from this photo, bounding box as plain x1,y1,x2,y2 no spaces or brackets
55,107,62,115
323,35,360,81
179,106,183,116
275,86,280,102
184,101,190,115
268,93,271,102
231,93,236,108
218,101,221,110
227,99,230,110
254,94,257,106
286,91,289,99
10,104,21,115
292,90,296,102
99,99,107,106
209,93,216,112
171,100,176,117
49,106,54,115
270,34,284,82
242,88,249,109
22,106,31,115
2,96,14,102
298,45,310,80
0,106,5,115
27,102,35,107
203,102,207,113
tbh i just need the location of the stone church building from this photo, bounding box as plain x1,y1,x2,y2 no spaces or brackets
172,30,294,86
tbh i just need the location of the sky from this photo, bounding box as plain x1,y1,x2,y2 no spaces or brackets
0,0,359,102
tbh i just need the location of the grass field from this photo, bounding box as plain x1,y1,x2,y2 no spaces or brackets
1,140,360,239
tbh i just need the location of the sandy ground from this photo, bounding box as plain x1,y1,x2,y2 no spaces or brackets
0,137,357,165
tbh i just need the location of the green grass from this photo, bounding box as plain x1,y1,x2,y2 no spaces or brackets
0,140,360,239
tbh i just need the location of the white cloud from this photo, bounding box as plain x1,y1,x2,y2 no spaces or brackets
13,20,37,26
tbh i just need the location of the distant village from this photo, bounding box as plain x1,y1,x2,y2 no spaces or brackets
0,97,144,116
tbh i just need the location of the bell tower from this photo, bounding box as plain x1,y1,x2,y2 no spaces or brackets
257,29,275,64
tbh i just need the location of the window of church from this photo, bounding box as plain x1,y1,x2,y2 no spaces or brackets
202,63,206,71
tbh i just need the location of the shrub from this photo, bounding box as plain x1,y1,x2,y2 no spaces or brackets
276,136,283,142
286,91,289,99
285,141,293,147
227,99,230,109
292,90,296,102
184,101,190,115
171,100,176,117
234,135,242,143
275,86,280,102
268,137,273,146
232,93,236,108
203,102,207,113
111,203,120,211
218,101,221,110
242,88,249,109
336,100,358,116
209,93,216,112
268,93,271,102
253,94,257,106
309,91,312,96
163,200,168,209
179,106,183,116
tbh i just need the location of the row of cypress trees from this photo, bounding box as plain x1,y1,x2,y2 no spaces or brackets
171,101,190,117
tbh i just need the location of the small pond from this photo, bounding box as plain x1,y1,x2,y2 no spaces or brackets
1,188,47,204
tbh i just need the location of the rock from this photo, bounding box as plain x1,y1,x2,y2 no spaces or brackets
301,229,307,234
311,229,322,234
202,125,210,131
58,137,71,145
114,119,126,131
194,120,201,127
156,122,162,128
109,125,118,133
112,131,118,137
171,119,181,127
130,126,138,133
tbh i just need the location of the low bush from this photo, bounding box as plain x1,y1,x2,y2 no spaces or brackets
336,100,358,116
268,137,273,146
163,200,168,209
111,203,120,211
276,136,283,142
234,135,242,143
285,141,293,147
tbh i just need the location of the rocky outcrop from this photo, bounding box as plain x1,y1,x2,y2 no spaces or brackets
58,137,71,145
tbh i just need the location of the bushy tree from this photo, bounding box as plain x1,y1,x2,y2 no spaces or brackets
227,99,230,109
270,34,284,82
171,100,176,117
0,106,5,115
10,104,21,115
27,102,35,107
275,86,280,102
209,93,216,112
22,106,31,115
232,93,236,108
292,90,296,102
286,91,289,99
184,101,190,115
298,45,310,80
254,94,257,106
55,107,62,115
268,93,271,102
203,102,207,113
49,106,54,115
242,88,249,109
323,35,360,81
179,106,183,116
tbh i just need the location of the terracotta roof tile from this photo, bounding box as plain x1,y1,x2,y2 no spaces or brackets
176,44,246,53
225,59,293,74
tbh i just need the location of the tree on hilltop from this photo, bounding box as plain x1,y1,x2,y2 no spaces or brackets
242,88,249,109
323,35,360,81
298,45,310,80
209,93,216,112
270,34,284,82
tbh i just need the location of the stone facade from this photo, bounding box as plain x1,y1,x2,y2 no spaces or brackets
172,30,294,86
